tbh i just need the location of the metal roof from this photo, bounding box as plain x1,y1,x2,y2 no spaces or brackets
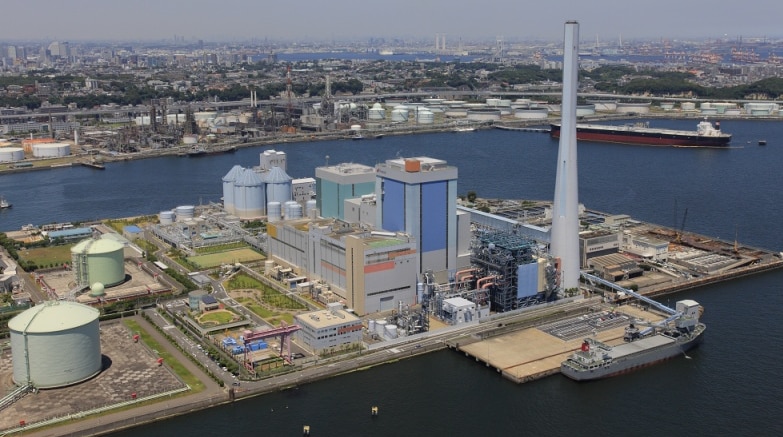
71,237,124,254
47,227,92,238
8,301,99,333
264,166,292,184
222,164,244,182
234,167,263,187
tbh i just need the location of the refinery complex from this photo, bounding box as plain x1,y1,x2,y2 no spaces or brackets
2,22,783,435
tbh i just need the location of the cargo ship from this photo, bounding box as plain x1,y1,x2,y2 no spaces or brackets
550,119,731,147
561,299,705,381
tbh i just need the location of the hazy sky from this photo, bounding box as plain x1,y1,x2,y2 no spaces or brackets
2,0,781,43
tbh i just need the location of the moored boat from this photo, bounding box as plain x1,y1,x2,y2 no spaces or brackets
561,299,705,381
550,119,731,147
0,196,11,209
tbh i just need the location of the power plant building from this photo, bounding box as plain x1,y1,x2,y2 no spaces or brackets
9,301,102,388
375,157,459,274
266,218,419,314
293,304,363,354
315,162,376,220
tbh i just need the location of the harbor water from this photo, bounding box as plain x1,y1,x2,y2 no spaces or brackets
1,119,782,435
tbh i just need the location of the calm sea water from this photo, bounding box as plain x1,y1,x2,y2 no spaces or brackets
2,119,783,436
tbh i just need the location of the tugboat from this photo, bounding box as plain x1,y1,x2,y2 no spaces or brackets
0,196,11,209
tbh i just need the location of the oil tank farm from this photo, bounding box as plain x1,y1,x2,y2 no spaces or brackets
32,142,71,158
9,301,102,388
71,236,126,288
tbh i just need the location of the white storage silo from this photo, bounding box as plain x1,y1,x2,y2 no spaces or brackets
264,166,293,204
159,210,175,225
368,103,386,120
391,106,409,123
375,320,387,337
305,199,318,218
0,147,25,162
175,205,195,221
267,201,282,222
368,319,376,333
234,168,265,219
681,102,697,111
9,301,102,388
384,324,398,339
514,108,549,119
616,102,651,114
284,201,302,219
32,142,70,158
222,165,244,215
416,109,434,124
71,236,126,287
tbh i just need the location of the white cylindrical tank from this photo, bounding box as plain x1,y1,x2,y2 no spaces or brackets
159,210,175,225
681,102,697,111
264,166,292,204
416,109,434,124
485,98,501,107
32,142,70,158
384,324,398,339
9,301,101,388
615,102,651,114
264,260,275,275
368,103,386,120
234,168,264,219
305,199,318,218
391,107,409,123
222,165,244,215
660,102,676,110
375,319,387,337
175,205,195,221
575,104,596,116
71,237,126,287
0,147,25,162
284,201,302,219
466,108,501,121
514,108,548,119
444,108,467,118
267,201,282,222
368,319,376,333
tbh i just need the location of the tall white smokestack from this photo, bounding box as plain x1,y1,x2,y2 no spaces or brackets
551,20,581,291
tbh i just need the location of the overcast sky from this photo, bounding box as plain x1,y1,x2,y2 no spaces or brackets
1,0,781,43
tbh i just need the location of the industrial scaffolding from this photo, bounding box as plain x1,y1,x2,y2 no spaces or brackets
471,230,537,313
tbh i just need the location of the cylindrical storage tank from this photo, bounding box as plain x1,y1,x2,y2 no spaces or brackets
384,324,398,339
350,124,362,132
9,301,101,388
587,100,618,111
615,102,651,114
32,142,70,158
182,134,198,145
681,102,697,111
485,98,501,107
264,166,292,205
267,201,282,222
368,319,376,333
725,108,741,116
368,103,386,120
284,201,302,219
444,107,468,118
305,199,318,218
391,107,409,123
660,102,676,111
575,104,596,116
71,237,126,287
264,260,275,275
159,210,175,225
416,109,434,124
222,165,244,215
234,168,265,219
175,205,195,222
375,319,387,337
466,108,501,121
188,289,207,311
0,147,25,162
513,108,549,119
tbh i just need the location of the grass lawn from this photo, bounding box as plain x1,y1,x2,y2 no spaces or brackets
187,248,264,269
198,310,237,325
20,244,74,267
123,319,205,393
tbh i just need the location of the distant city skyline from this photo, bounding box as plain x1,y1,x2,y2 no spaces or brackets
1,0,782,43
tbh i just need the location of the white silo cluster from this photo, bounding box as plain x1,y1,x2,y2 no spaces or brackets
32,142,70,158
220,150,299,220
9,301,102,388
